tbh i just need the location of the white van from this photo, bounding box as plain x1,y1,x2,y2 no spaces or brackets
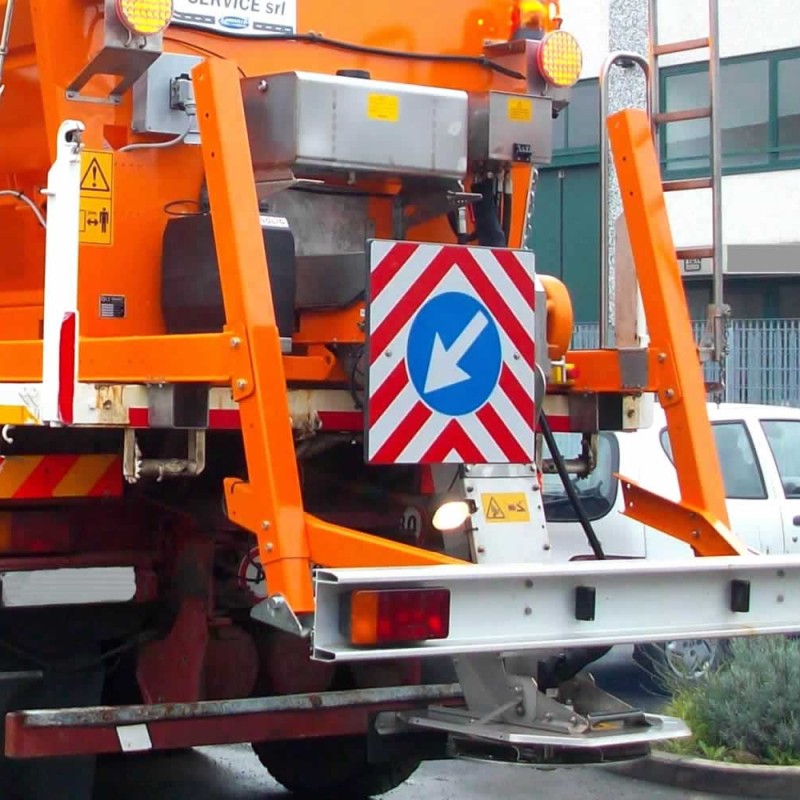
544,402,800,678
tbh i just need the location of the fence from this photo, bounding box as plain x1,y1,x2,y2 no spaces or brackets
570,319,800,407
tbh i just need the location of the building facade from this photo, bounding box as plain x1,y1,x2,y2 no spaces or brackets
530,0,800,324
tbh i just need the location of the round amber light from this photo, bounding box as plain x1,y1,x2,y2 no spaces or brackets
537,30,583,88
116,0,173,37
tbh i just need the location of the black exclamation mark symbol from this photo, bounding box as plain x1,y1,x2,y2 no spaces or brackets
92,163,98,189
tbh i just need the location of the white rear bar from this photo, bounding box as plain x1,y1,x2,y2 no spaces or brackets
312,556,800,661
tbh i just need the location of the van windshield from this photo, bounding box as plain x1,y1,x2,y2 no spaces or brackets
541,433,619,521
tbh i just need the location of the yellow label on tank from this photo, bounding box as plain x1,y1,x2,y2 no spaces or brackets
368,93,400,122
481,493,531,523
508,98,533,123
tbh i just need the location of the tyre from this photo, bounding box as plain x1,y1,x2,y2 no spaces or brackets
252,735,420,798
633,638,729,691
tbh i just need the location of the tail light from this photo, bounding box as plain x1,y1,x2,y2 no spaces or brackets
116,0,174,37
537,29,583,88
348,588,451,646
511,1,562,37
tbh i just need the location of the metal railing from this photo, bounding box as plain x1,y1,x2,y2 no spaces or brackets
570,319,800,407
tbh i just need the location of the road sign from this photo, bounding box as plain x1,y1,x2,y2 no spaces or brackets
366,241,536,465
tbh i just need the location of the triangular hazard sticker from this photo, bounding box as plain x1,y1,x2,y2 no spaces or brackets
486,497,506,520
80,158,110,192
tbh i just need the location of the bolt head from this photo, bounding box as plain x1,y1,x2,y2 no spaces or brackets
230,337,241,348
236,379,248,391
261,520,271,530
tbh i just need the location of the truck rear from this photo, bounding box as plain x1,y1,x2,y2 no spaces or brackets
0,1,797,798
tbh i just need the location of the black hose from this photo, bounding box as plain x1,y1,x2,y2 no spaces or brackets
472,179,506,247
537,412,611,687
538,411,606,560
501,187,513,246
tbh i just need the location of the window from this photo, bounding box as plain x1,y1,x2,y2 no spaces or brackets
541,433,619,521
778,58,800,161
761,420,800,497
552,79,600,164
659,422,767,500
661,49,800,176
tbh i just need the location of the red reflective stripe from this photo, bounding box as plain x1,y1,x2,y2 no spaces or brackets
476,404,531,462
14,456,80,500
368,360,409,425
457,255,535,368
370,242,419,300
543,414,571,433
491,249,536,300
58,313,76,425
499,365,535,425
371,402,432,464
318,411,362,432
420,420,486,463
369,247,456,365
87,458,124,498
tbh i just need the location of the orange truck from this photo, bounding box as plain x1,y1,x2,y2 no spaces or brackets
0,1,797,798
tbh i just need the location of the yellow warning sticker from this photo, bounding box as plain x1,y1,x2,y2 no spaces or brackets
367,93,400,122
508,97,533,123
79,150,113,246
481,493,531,524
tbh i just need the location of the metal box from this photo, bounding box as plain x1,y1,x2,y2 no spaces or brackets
242,72,469,180
468,92,553,167
132,53,202,143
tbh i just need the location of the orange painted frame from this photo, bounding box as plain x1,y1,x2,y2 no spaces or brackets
607,109,745,557
192,59,462,615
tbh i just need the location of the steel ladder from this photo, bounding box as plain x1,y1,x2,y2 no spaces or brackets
599,0,727,392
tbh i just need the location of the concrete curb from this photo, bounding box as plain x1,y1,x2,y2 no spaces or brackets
608,750,800,799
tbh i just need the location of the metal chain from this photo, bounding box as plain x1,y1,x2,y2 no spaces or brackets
717,306,731,403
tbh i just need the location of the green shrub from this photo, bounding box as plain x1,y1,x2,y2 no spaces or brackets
662,636,800,766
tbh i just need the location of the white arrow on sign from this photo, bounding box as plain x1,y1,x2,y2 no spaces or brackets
424,311,490,394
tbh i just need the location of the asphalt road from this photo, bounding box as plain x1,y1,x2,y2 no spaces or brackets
93,742,748,800
89,646,744,800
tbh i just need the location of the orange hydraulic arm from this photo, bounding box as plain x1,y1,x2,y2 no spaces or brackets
193,58,462,616
607,109,746,557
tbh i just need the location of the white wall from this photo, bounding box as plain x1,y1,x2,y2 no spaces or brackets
658,0,800,66
559,0,610,78
667,170,800,248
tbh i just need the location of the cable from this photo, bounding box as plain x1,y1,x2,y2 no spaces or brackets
227,32,526,80
0,190,46,229
118,111,196,154
539,411,606,560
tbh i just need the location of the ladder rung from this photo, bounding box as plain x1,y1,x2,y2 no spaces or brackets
676,247,714,261
654,107,712,125
653,37,710,57
662,177,713,192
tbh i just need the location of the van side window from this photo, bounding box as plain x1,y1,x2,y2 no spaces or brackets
660,422,767,500
761,420,800,498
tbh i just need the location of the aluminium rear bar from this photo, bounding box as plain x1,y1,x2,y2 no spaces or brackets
312,556,800,661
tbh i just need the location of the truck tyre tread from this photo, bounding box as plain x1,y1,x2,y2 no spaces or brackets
252,736,420,798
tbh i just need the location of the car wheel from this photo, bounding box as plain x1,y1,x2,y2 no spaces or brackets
634,638,728,689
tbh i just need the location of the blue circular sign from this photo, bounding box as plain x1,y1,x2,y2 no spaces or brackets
406,292,502,417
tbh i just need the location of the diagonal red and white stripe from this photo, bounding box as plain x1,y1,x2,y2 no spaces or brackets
366,241,537,465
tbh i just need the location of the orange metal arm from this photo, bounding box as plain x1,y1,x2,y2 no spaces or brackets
191,58,464,616
192,58,316,613
607,109,745,557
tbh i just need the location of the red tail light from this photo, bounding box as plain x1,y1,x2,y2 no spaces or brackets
349,588,451,646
